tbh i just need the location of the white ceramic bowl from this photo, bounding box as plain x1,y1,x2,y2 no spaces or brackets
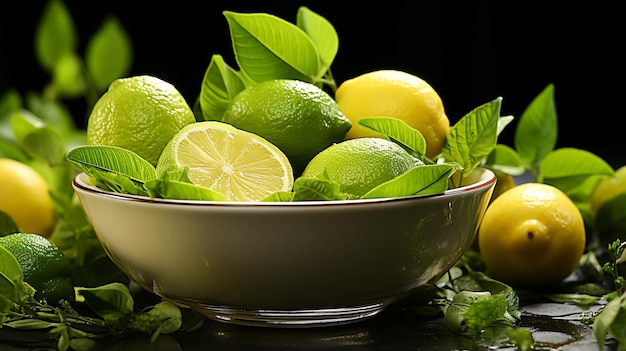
72,168,496,327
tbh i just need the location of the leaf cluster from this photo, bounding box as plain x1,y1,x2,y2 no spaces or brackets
64,95,508,202
0,1,201,349
196,8,339,121
1,244,203,350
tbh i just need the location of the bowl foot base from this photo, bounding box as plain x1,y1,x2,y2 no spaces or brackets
177,300,387,328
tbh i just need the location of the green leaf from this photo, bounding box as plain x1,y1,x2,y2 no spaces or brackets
444,290,492,332
86,168,150,196
291,176,346,201
0,91,23,157
198,54,247,121
497,115,514,136
443,97,501,174
463,294,508,332
66,145,156,183
10,110,46,142
296,6,338,74
0,139,28,161
76,282,135,326
539,148,614,196
35,0,77,72
130,301,182,336
0,210,20,236
5,319,59,329
607,300,626,342
52,52,86,98
484,144,525,176
357,117,427,159
10,110,67,163
542,293,601,306
363,163,457,199
514,84,557,166
451,271,521,321
144,172,227,201
223,11,321,84
0,246,24,302
0,90,22,111
506,327,534,351
261,191,294,202
25,92,77,135
85,16,133,92
539,147,615,179
593,293,625,347
24,127,67,164
1,294,12,322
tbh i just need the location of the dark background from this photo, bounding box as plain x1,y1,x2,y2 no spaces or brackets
1,1,624,166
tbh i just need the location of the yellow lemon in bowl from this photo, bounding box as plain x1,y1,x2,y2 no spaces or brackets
335,70,449,159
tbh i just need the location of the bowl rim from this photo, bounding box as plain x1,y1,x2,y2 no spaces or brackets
72,168,496,208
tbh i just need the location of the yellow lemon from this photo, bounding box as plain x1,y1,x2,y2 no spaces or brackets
478,183,586,288
0,158,56,237
335,70,449,159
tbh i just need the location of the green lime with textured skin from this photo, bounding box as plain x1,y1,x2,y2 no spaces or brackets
221,79,351,176
0,233,75,305
87,75,196,166
301,137,424,199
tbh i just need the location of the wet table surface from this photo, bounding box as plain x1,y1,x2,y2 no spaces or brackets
0,299,619,351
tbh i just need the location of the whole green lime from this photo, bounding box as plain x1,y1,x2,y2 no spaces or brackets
301,137,424,199
86,75,197,166
0,233,74,305
220,79,352,176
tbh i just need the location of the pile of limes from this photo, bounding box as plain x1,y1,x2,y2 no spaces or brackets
79,71,592,290
1,62,595,297
84,71,449,202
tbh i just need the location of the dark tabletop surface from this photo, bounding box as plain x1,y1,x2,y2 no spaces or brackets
0,297,619,351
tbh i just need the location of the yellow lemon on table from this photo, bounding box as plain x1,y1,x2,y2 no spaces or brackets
0,158,56,237
221,79,351,176
301,137,424,199
478,183,586,288
87,75,196,166
156,121,294,202
335,70,450,160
